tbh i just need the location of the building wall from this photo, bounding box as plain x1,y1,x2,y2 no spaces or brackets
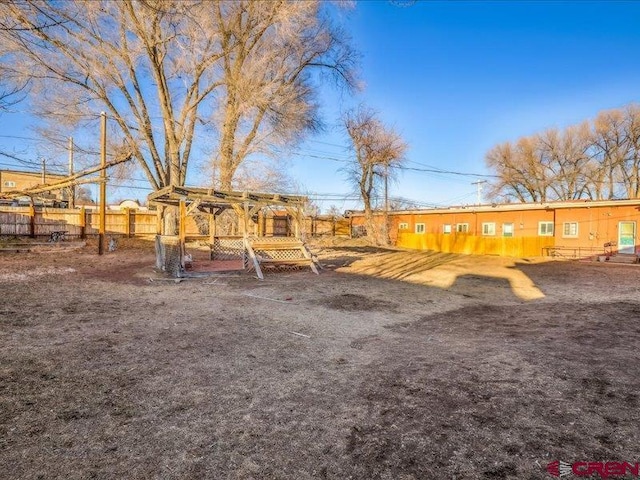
554,205,640,253
391,209,555,237
350,201,640,258
0,170,68,200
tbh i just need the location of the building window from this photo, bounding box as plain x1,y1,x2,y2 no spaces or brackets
456,223,469,233
503,223,514,237
3,181,16,188
443,224,452,235
482,222,496,236
539,221,554,236
398,222,408,230
563,222,578,238
415,223,425,234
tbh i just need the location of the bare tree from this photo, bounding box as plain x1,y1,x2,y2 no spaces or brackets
591,109,628,199
0,1,225,196
231,157,295,193
0,41,28,112
210,0,357,189
344,106,407,245
486,104,640,203
485,139,548,202
74,186,95,205
0,1,357,232
619,105,640,198
326,205,344,219
537,124,592,200
388,197,421,210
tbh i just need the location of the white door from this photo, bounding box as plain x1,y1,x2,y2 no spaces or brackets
618,221,636,254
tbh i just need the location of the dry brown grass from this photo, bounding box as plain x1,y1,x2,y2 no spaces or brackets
1,240,639,479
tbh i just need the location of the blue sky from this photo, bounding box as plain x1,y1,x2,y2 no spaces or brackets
289,0,640,212
2,1,640,212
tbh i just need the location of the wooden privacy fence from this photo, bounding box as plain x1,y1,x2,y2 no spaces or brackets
397,232,555,257
1,206,353,240
305,217,350,237
0,206,162,238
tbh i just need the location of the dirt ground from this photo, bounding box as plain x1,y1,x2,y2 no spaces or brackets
1,238,640,479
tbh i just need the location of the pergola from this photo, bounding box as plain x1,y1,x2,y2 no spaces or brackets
147,185,316,278
148,185,308,239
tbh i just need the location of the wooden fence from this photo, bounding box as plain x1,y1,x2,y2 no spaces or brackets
0,207,163,238
0,206,355,241
0,207,345,240
397,232,556,257
305,216,350,237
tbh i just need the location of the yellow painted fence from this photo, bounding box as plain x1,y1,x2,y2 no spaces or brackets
397,232,555,257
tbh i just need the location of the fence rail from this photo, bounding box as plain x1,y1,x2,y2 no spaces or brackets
542,246,605,259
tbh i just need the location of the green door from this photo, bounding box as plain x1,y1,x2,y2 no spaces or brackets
618,221,636,254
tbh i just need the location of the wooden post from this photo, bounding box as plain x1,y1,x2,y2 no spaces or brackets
209,207,216,260
156,206,163,235
178,199,187,270
287,207,301,239
262,210,267,237
29,204,35,238
243,201,249,235
68,137,75,209
98,112,107,255
179,199,186,246
79,206,86,239
209,208,216,242
124,208,131,237
384,163,389,245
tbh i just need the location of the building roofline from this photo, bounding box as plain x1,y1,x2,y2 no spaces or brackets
348,198,640,217
0,168,67,178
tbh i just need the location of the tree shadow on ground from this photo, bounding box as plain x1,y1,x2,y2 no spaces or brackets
314,245,403,268
329,248,546,301
318,246,457,270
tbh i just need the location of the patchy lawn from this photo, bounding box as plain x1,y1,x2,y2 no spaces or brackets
1,239,639,479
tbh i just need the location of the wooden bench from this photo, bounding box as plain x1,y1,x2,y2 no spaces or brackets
244,238,319,279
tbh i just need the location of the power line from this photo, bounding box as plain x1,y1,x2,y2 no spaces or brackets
0,134,47,142
400,164,498,178
289,147,496,178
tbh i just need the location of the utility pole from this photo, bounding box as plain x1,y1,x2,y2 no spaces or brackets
472,180,487,205
384,163,389,245
99,112,107,255
68,137,75,209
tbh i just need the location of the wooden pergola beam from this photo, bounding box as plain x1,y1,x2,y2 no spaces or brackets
148,185,307,210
